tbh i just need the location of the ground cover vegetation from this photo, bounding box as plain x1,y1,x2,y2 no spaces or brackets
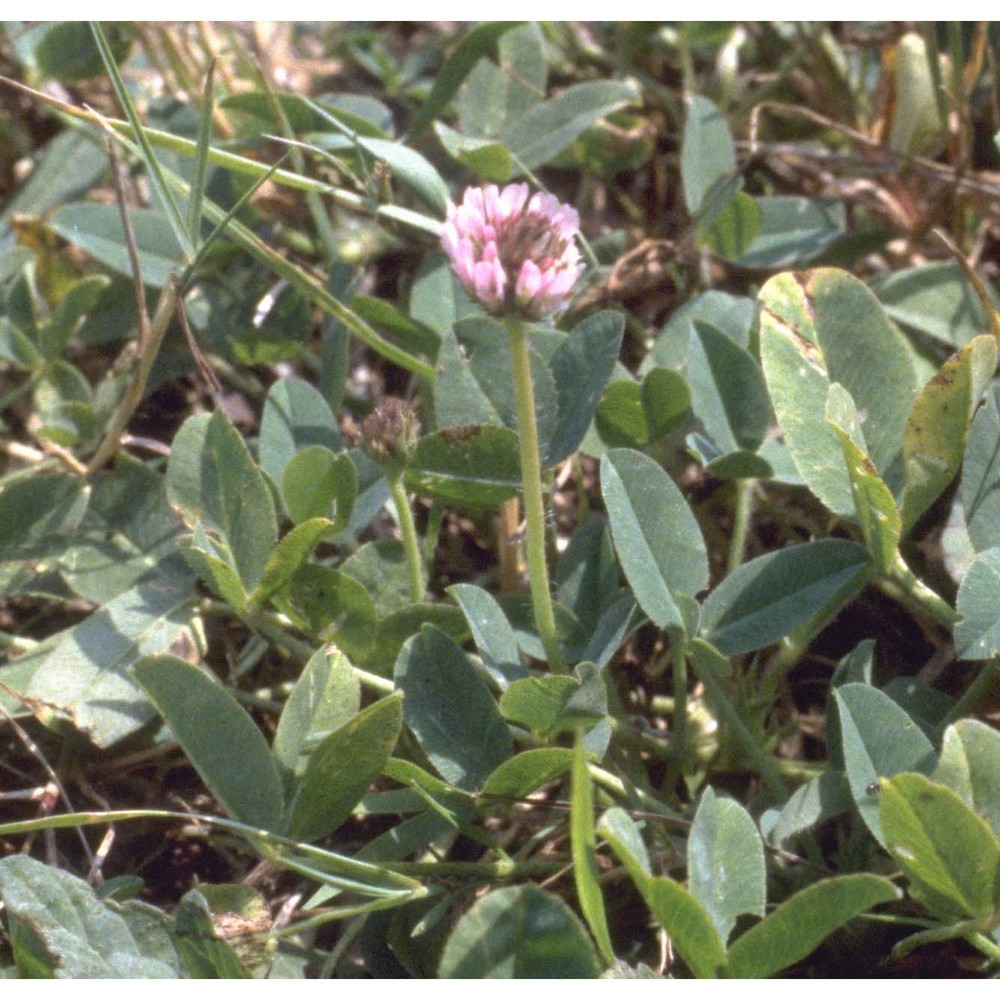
1,21,1000,978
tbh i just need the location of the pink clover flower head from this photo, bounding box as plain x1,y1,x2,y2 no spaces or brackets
442,183,583,320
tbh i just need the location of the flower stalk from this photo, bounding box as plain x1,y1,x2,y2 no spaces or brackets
507,317,566,674
442,182,585,673
389,475,425,604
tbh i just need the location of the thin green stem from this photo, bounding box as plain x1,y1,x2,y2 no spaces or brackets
726,478,754,576
216,603,396,697
588,764,688,824
968,930,1000,965
390,475,425,604
505,317,566,674
689,658,788,801
885,553,959,630
86,281,178,475
380,858,563,880
658,640,688,793
943,658,999,726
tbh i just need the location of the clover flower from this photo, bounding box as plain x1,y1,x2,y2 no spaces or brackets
441,183,583,320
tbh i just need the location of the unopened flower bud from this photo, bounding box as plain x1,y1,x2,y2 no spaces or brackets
357,397,420,477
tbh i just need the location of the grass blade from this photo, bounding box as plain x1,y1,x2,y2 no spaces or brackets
186,57,216,241
89,21,194,260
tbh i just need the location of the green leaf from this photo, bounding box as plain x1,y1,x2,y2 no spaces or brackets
767,771,854,849
0,854,179,978
640,879,728,979
0,317,41,369
595,380,648,447
961,386,1000,553
698,190,762,259
688,320,771,456
351,294,440,360
737,196,845,269
405,426,521,509
435,318,559,456
353,137,448,215
271,645,361,775
167,410,277,592
826,384,901,574
570,738,615,965
35,21,133,82
481,748,575,801
597,807,651,876
438,884,599,978
258,376,342,489
0,131,108,261
699,540,872,656
0,474,89,558
545,310,624,465
62,459,190,605
901,336,997,535
223,90,390,137
249,518,334,612
409,252,478,335
934,719,1000,840
760,269,918,513
556,521,621,634
173,889,248,979
285,694,403,842
407,22,523,139
286,565,376,654
888,32,945,156
601,814,726,978
434,123,513,182
954,547,1000,660
833,683,937,845
881,772,1000,922
499,672,603,737
26,576,197,747
273,644,361,780
643,290,757,374
281,446,355,530
501,80,640,171
49,203,184,288
688,787,766,942
806,269,918,494
600,448,708,630
642,367,692,439
433,325,505,429
340,539,413,617
726,874,898,979
39,275,110,358
682,95,737,217
133,655,284,831
872,261,998,349
394,626,512,791
179,525,247,613
759,275,854,517
448,583,526,687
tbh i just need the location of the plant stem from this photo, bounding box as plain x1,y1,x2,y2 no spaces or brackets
726,478,754,576
688,657,788,801
86,281,178,475
505,317,566,674
943,658,999,726
390,476,425,603
884,553,959,630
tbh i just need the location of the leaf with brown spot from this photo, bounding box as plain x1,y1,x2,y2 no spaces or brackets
901,335,997,536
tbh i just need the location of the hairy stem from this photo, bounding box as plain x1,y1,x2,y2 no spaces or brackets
506,317,566,674
390,476,425,604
